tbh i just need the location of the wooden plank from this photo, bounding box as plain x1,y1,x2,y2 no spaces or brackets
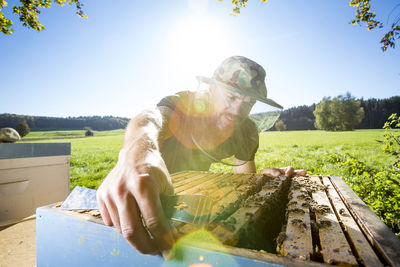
211,176,286,246
208,174,266,222
171,171,209,186
174,172,250,195
321,176,383,267
179,173,228,195
175,177,254,235
278,176,313,260
176,174,266,236
174,172,223,194
309,176,357,266
330,176,400,267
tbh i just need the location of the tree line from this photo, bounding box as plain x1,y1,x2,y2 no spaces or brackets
1,95,399,131
266,95,400,131
0,114,130,131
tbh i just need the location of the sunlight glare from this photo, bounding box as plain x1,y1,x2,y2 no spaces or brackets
167,15,233,91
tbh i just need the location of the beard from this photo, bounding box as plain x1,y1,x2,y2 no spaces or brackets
214,112,246,131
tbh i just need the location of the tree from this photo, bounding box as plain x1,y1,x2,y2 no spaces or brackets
274,119,286,131
223,0,399,51
313,93,365,131
0,0,86,35
15,121,30,137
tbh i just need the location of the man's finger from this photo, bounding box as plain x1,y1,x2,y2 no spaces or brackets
116,194,158,255
295,169,307,176
97,194,112,226
262,167,281,178
284,167,295,177
133,175,175,259
104,197,121,232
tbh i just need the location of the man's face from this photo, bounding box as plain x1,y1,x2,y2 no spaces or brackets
210,85,256,129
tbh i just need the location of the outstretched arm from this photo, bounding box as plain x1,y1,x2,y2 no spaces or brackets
96,107,175,259
233,158,256,173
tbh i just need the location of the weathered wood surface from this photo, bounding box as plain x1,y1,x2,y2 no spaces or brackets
175,173,265,236
309,176,357,266
172,171,210,187
211,176,286,246
330,176,400,267
321,176,383,267
278,176,313,260
64,171,396,266
174,172,224,194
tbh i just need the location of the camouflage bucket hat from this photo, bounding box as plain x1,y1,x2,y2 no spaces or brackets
196,56,283,109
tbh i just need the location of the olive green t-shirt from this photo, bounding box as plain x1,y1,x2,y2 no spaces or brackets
157,91,259,174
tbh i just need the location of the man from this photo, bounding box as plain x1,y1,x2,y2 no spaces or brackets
96,56,305,259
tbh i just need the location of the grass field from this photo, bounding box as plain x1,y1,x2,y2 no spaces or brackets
26,129,399,235
24,129,124,139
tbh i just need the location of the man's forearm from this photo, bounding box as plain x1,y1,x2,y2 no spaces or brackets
233,159,257,173
119,109,169,181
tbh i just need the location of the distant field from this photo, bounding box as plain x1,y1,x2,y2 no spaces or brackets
24,129,125,139
27,129,399,235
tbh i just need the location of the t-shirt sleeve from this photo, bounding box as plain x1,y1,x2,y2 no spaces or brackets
234,118,259,161
157,91,189,110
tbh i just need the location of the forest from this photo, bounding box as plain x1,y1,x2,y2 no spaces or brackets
1,96,399,131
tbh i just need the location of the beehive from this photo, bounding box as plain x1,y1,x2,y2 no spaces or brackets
36,171,400,267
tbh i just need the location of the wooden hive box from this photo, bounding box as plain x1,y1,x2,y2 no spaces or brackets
36,171,400,266
0,143,71,226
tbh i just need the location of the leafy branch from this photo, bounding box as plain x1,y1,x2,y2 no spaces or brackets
224,0,400,52
382,113,400,156
0,0,86,35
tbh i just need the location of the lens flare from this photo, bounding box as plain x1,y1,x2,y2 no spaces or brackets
162,229,239,267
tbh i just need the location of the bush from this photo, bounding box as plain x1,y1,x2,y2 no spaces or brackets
274,119,286,131
15,122,30,137
382,113,400,156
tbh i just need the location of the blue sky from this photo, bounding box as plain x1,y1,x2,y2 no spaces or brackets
1,0,399,117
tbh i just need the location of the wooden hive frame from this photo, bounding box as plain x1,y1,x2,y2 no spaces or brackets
170,172,400,267
37,171,400,267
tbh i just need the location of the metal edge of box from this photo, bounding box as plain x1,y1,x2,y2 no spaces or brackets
0,143,71,159
36,203,329,267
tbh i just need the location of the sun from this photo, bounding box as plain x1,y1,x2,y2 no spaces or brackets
166,14,233,90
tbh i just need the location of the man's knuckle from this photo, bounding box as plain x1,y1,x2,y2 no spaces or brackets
115,182,126,197
144,217,163,235
121,227,136,240
136,174,152,191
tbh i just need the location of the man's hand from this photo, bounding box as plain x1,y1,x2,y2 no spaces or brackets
262,167,307,178
96,108,176,259
96,160,175,259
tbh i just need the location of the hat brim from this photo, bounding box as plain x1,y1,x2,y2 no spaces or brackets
196,76,283,110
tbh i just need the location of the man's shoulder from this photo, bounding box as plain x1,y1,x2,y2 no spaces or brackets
157,91,194,109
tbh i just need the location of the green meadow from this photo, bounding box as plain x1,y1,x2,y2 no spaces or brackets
26,129,399,235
